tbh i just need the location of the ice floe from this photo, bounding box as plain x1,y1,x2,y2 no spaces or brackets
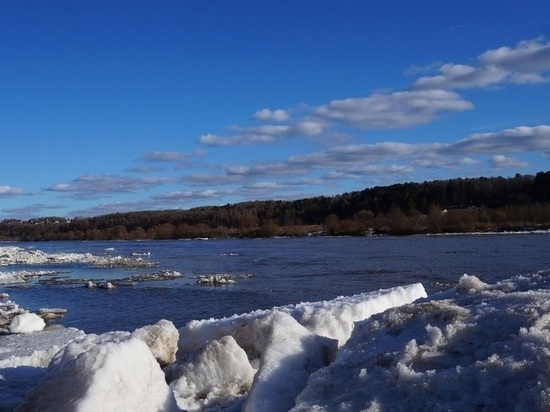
0,246,157,269
196,273,253,286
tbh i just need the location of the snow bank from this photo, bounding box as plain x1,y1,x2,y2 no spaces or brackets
292,270,550,411
178,282,427,358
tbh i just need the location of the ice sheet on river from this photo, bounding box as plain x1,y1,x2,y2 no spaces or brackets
3,270,550,411
0,246,157,269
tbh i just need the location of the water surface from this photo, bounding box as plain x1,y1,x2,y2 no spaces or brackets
2,234,549,333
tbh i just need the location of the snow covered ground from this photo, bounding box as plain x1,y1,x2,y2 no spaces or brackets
2,265,550,410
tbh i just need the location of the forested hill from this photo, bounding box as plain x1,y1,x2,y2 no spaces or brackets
2,171,550,241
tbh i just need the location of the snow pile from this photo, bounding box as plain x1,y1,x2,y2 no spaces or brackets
292,270,550,411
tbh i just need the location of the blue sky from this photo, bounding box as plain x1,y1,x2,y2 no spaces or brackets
1,1,550,220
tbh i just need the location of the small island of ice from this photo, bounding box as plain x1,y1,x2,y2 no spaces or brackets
2,269,550,411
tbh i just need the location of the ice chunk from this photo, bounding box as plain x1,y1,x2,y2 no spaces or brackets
9,313,45,334
0,327,84,369
166,335,255,411
243,311,337,412
131,319,179,367
18,337,178,412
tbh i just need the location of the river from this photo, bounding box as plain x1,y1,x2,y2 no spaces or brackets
2,233,549,334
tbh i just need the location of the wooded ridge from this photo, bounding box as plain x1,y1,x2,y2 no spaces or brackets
2,171,549,241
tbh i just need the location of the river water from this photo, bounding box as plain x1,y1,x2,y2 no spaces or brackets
2,234,549,334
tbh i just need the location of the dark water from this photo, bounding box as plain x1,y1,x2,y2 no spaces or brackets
2,234,549,334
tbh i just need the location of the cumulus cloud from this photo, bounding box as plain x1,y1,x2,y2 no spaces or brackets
449,125,550,155
313,90,473,129
199,120,326,147
197,39,550,149
413,38,550,90
48,174,167,198
489,155,529,169
0,185,24,196
412,64,509,90
479,38,550,73
253,108,290,122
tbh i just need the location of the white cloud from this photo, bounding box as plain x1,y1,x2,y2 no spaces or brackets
253,108,290,122
314,90,473,129
0,185,24,196
479,38,550,73
413,64,509,90
450,125,550,154
197,39,550,149
48,175,167,198
412,38,550,90
209,124,549,190
489,155,529,169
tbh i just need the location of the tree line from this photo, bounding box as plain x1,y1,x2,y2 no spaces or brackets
1,171,549,241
